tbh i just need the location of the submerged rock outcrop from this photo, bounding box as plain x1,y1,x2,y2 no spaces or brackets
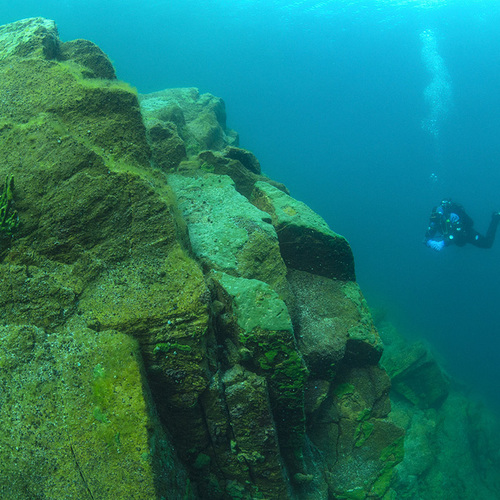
377,320,500,499
0,17,406,499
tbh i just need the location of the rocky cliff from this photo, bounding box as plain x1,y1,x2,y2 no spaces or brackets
0,17,405,500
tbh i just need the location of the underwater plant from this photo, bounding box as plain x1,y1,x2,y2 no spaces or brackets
0,176,20,239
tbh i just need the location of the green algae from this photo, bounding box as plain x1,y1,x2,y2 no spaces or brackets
354,421,375,448
193,452,211,469
0,175,19,239
353,408,375,448
154,342,193,355
335,383,356,399
370,436,405,497
357,408,372,422
59,59,138,93
93,406,110,424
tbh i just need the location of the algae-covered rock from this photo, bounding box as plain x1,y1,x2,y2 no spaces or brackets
222,365,291,498
210,272,307,476
61,38,116,79
288,270,383,378
389,377,500,500
168,172,293,305
377,319,500,499
223,146,261,174
77,246,211,409
140,87,239,166
0,17,59,61
168,174,275,272
147,120,187,170
0,323,191,499
0,16,198,498
251,181,355,280
308,365,404,499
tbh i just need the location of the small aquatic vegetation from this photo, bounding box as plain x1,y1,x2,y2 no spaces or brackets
154,342,193,356
0,175,19,239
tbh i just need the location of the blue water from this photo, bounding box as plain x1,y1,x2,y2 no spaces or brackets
3,1,500,408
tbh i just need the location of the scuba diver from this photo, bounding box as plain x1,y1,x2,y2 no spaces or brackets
425,199,500,251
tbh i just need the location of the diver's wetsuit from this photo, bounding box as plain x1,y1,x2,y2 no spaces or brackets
425,200,500,250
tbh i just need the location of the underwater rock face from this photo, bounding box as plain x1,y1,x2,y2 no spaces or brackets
0,16,196,499
378,320,500,499
288,270,383,378
0,17,405,500
0,324,189,499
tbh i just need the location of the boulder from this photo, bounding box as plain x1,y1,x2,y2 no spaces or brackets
167,172,293,304
288,270,383,378
251,181,355,280
140,87,239,167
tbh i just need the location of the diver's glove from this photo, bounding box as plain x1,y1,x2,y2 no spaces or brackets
427,239,445,251
449,213,459,223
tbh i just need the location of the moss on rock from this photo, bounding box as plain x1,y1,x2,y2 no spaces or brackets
211,271,307,475
0,323,192,499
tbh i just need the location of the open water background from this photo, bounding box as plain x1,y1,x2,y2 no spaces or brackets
3,0,500,409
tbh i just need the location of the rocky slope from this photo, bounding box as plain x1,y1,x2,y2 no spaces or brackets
377,318,500,499
0,17,405,500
